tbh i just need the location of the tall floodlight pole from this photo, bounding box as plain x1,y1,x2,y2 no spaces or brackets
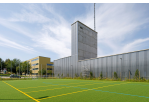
11,61,12,75
41,64,42,79
27,61,28,79
94,3,96,31
15,62,16,74
46,64,47,79
10,60,12,79
71,65,73,79
120,58,122,80
52,65,53,79
19,62,20,80
1,61,2,80
34,65,35,79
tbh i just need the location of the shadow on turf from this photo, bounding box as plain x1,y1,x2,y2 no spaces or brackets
37,96,49,99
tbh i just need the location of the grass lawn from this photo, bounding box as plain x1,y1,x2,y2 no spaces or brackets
0,79,149,102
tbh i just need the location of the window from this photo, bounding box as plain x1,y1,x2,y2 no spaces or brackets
31,58,39,62
32,68,38,70
32,63,39,66
80,26,83,29
47,64,53,66
47,68,52,70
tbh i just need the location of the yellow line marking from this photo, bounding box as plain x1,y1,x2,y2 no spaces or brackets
38,82,131,101
25,87,70,93
86,84,92,85
70,83,79,84
77,85,85,86
39,89,89,100
103,86,108,87
57,95,62,96
82,90,88,91
51,96,57,97
39,90,46,91
77,91,83,92
93,88,98,89
2,81,40,102
38,86,47,87
67,93,72,94
19,85,58,90
98,87,103,88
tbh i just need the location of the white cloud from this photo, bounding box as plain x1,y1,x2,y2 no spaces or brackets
121,37,149,53
0,4,72,58
1,3,149,59
0,34,37,53
0,18,34,38
75,3,149,56
8,10,51,23
32,4,72,58
33,32,71,57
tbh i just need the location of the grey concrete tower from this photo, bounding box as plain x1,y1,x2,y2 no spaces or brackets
71,21,98,61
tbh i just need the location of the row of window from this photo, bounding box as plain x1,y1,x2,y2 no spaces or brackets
47,64,53,66
32,68,52,70
31,58,39,62
47,68,52,70
32,63,39,66
32,68,38,70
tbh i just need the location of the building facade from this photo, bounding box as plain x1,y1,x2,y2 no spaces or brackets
54,21,149,80
27,56,53,75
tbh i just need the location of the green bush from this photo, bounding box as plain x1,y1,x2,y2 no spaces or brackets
100,71,103,79
135,69,139,80
80,72,83,79
61,74,63,78
140,77,146,82
114,72,118,80
75,73,78,77
90,72,93,79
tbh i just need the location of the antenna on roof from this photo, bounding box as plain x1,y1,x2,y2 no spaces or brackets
94,3,96,31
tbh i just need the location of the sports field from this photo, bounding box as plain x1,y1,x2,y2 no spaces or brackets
0,79,149,102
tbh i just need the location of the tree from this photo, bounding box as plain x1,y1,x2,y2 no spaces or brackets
12,58,21,73
61,73,63,77
80,72,82,78
16,62,23,75
47,70,52,75
0,58,5,70
135,69,139,80
4,59,11,71
16,66,20,74
75,73,78,77
38,68,46,75
114,72,118,80
29,70,32,75
4,58,21,74
22,61,31,75
100,71,103,79
90,71,93,78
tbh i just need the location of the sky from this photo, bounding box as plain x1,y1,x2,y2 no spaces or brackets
0,3,149,62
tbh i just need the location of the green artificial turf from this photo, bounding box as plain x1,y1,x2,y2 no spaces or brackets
0,79,149,102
